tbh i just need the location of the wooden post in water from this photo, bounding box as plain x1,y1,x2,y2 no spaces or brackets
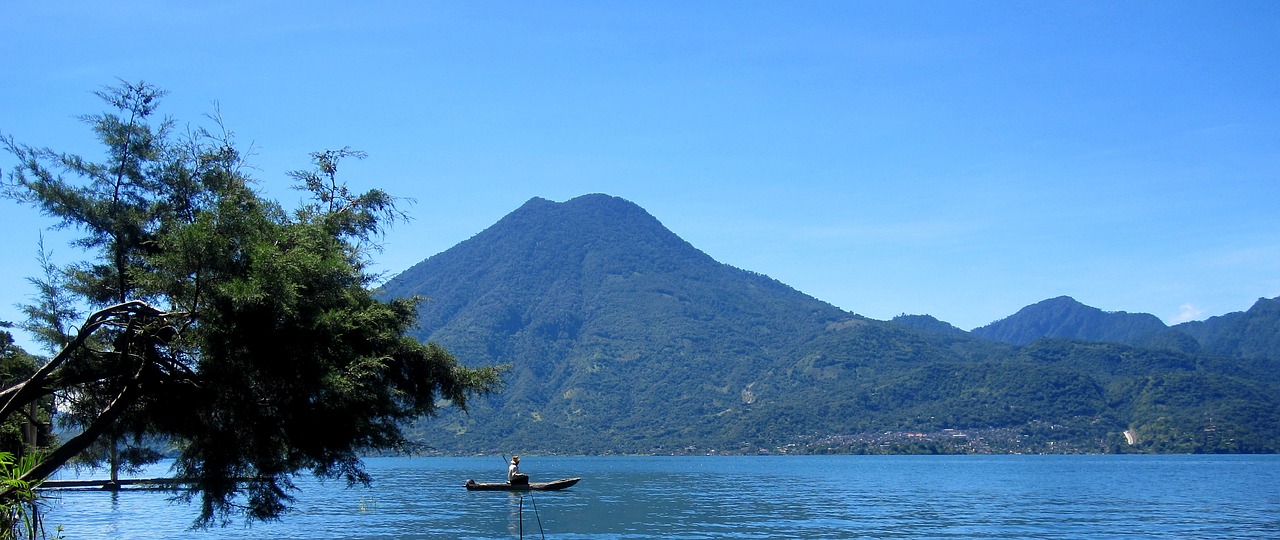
108,433,119,490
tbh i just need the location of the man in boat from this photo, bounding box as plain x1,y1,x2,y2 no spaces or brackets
508,455,529,485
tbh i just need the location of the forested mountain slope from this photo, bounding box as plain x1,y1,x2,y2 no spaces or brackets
971,296,1168,346
381,194,853,452
1171,297,1280,361
380,195,1280,454
965,294,1280,363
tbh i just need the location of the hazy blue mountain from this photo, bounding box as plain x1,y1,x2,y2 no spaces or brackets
379,195,1280,455
971,296,1168,346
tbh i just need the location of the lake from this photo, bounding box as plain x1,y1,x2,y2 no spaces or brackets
41,455,1280,539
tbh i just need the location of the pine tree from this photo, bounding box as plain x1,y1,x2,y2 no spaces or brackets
0,81,501,526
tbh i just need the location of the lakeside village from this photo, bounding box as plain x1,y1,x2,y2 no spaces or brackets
425,424,1129,458
793,427,1119,455
685,425,1124,456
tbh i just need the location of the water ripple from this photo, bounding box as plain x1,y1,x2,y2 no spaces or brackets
41,455,1280,539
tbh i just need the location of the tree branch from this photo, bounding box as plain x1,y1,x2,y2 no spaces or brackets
0,301,164,424
0,358,149,499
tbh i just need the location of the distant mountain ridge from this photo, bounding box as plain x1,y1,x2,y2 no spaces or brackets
380,194,1280,454
1172,297,1280,361
963,295,1280,363
971,296,1168,346
891,314,968,337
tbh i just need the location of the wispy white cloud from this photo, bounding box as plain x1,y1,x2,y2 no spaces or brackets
1172,303,1204,324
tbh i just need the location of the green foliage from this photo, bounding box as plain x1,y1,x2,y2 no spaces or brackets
0,451,53,540
1,82,501,527
0,332,45,457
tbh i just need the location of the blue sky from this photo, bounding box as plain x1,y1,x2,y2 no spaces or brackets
3,1,1279,351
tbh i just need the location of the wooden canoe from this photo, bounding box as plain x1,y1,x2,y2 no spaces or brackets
465,477,581,491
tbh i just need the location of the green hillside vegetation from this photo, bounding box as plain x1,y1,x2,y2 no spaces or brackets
382,195,1280,455
971,294,1280,366
890,314,969,337
1171,297,1280,362
971,296,1168,346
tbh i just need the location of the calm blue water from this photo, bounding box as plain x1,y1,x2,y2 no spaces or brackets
41,455,1280,539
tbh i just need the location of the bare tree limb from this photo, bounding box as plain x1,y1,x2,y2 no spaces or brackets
0,358,149,499
0,301,164,425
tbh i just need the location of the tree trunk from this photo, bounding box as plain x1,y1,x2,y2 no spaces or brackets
1,367,146,499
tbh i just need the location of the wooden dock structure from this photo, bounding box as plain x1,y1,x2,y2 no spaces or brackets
40,477,260,491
